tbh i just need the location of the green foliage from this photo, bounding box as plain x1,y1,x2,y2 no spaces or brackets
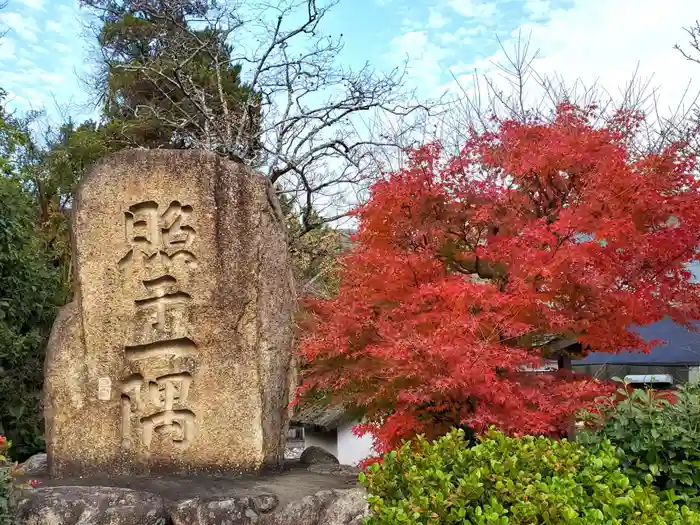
0,92,27,178
41,120,114,199
0,94,67,460
360,428,700,525
279,193,348,297
0,176,65,459
34,119,120,286
0,437,14,525
577,380,700,505
83,0,259,154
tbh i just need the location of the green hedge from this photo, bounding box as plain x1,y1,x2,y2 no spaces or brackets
578,381,700,505
360,428,700,524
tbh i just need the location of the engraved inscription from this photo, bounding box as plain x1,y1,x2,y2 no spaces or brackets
118,247,199,276
127,276,194,345
117,200,200,452
120,373,196,450
121,200,195,256
97,377,112,401
124,338,198,362
160,201,195,250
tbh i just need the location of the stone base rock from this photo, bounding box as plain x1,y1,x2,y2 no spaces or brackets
284,441,304,460
307,464,361,477
170,489,366,525
12,466,368,525
170,494,279,524
12,486,169,525
299,446,339,465
260,489,367,525
20,453,48,476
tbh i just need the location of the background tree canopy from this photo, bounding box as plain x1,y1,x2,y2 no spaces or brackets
0,93,68,460
83,0,260,155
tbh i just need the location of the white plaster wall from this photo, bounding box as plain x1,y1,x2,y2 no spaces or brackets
337,421,375,466
689,366,700,385
304,429,338,459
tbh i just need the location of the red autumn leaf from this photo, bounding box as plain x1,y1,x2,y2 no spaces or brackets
297,103,700,454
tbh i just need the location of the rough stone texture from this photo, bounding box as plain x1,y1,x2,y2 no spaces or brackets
12,486,169,525
259,489,368,525
284,441,304,460
300,446,339,465
307,464,360,477
21,453,48,475
170,494,279,524
44,150,295,478
14,465,358,507
321,489,368,525
11,482,368,525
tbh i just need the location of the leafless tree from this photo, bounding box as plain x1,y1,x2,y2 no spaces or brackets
80,0,436,233
0,0,8,38
676,21,700,65
434,31,700,159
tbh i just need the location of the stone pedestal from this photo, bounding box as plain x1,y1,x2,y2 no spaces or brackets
11,465,368,525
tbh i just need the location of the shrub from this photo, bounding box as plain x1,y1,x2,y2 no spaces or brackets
577,380,700,505
0,437,15,525
0,177,66,460
360,428,700,524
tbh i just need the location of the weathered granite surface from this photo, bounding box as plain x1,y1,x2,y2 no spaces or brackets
12,466,368,525
20,453,48,476
299,446,340,465
13,486,169,525
44,150,296,478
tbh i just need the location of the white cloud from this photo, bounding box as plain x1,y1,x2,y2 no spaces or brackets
46,13,81,38
46,20,63,33
33,70,68,85
448,0,497,19
525,0,550,19
401,18,422,31
29,43,48,54
0,66,71,111
7,86,49,109
0,12,39,41
441,0,700,117
16,57,34,68
55,42,71,53
391,30,454,92
440,25,487,44
0,38,15,61
427,8,450,29
18,0,45,9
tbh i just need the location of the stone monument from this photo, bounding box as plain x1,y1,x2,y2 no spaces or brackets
44,149,295,478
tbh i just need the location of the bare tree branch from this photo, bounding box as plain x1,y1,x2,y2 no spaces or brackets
432,31,700,161
675,21,700,65
81,0,439,233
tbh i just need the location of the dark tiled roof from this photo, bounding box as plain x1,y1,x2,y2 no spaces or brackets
575,318,700,366
290,403,349,430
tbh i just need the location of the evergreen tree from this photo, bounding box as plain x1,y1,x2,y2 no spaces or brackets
82,0,260,154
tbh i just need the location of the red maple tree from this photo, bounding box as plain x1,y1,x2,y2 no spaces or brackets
297,103,700,454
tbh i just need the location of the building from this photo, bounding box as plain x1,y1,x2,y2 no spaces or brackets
290,404,375,466
571,318,700,386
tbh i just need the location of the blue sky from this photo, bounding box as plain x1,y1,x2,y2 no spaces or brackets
0,0,698,124
0,0,698,275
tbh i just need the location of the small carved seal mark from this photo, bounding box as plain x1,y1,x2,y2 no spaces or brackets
98,377,112,401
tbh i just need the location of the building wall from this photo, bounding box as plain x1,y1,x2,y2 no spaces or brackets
572,364,692,384
303,428,338,458
303,422,376,465
337,421,375,466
